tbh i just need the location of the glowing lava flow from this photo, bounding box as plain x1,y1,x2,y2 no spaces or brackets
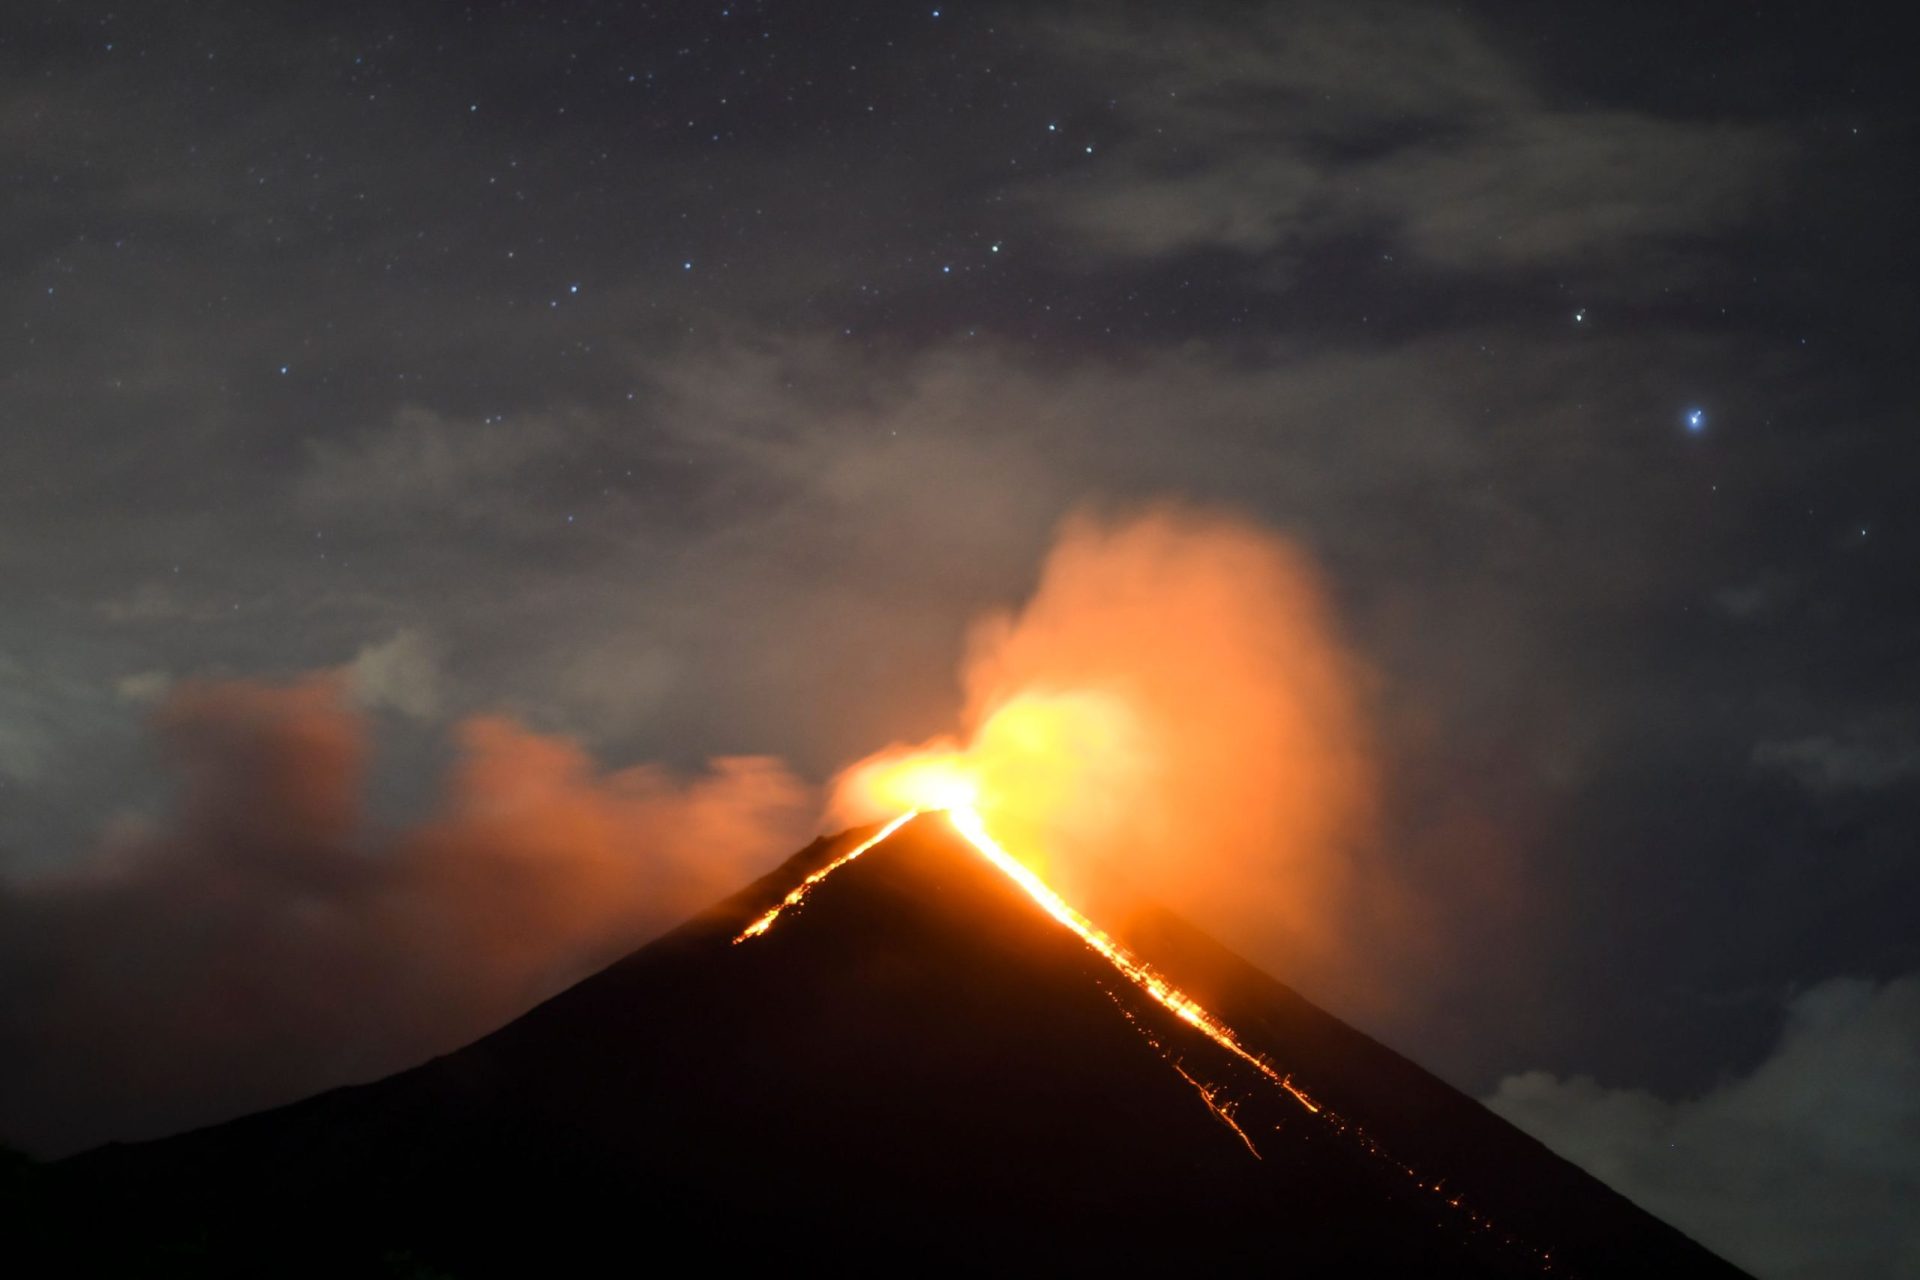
945,807,1322,1113
734,811,920,943
950,809,1553,1269
735,806,1555,1270
739,805,1321,1116
1172,1063,1262,1160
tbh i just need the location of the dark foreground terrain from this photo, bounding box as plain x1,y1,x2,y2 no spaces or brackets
13,814,1744,1276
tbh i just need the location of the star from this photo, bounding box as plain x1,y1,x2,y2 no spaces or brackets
1686,408,1706,433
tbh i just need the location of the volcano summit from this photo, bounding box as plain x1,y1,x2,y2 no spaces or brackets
33,813,1743,1276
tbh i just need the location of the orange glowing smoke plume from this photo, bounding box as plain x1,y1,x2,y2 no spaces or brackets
831,506,1377,976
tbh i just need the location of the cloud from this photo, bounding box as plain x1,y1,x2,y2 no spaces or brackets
1029,6,1789,273
342,628,441,719
0,651,119,785
1754,732,1920,794
0,673,812,1156
94,580,205,624
1713,575,1794,622
299,405,588,525
113,671,173,704
1486,975,1920,1280
1358,111,1782,271
0,722,46,784
0,652,52,782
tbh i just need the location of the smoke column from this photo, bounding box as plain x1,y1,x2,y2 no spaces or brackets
833,504,1379,976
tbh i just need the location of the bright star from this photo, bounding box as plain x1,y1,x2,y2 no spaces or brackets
1686,408,1706,432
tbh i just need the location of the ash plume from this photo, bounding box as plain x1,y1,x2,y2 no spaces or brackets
833,504,1392,988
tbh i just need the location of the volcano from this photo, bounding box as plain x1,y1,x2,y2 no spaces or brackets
34,813,1742,1276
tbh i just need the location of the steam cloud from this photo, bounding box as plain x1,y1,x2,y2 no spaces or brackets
833,504,1386,983
1487,975,1920,1280
0,675,810,1156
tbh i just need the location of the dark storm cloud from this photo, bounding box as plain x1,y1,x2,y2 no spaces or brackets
2,2,1916,1272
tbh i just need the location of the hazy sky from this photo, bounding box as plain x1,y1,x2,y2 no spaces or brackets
3,4,1915,1273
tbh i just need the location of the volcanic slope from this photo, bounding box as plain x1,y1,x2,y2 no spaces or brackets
41,813,1745,1276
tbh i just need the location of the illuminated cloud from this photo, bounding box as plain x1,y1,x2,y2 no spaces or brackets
0,674,811,1156
1487,975,1920,1280
833,504,1390,985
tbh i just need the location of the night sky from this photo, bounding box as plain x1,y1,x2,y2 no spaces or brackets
4,4,1916,1275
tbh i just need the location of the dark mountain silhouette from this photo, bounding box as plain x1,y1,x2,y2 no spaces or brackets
25,813,1744,1276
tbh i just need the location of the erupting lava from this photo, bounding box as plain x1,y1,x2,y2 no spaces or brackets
734,811,918,943
737,800,1324,1120
733,802,1559,1274
726,512,1566,1261
734,800,1554,1269
944,805,1322,1113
